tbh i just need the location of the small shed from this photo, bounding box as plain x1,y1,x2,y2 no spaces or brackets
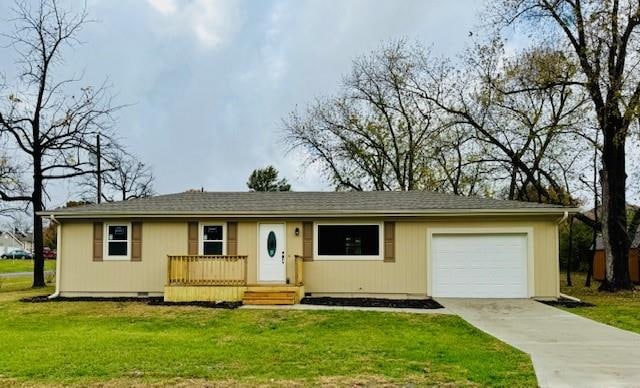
593,232,640,282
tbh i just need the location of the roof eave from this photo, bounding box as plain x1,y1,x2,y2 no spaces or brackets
38,207,579,219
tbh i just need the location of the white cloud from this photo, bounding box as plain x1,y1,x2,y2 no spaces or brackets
146,0,239,48
146,0,176,15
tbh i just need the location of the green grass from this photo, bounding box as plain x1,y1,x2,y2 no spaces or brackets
0,279,537,387
0,259,56,274
561,272,640,334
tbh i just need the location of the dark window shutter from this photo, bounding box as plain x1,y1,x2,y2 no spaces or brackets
303,221,313,261
131,222,142,261
93,222,103,261
227,222,238,256
384,221,395,262
188,221,198,255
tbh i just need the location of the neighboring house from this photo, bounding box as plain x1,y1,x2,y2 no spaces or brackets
592,233,640,283
19,231,33,252
40,191,573,304
0,230,32,255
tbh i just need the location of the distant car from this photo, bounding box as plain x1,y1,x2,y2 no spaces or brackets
1,249,34,259
43,247,57,260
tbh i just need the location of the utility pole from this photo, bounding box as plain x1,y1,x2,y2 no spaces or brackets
96,134,102,204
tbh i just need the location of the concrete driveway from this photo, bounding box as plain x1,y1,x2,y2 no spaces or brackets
439,298,640,388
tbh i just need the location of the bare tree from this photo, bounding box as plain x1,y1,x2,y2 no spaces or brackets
101,151,154,201
285,40,586,202
488,0,640,291
0,0,120,287
284,41,451,191
0,153,30,221
78,148,154,202
420,40,589,207
431,125,492,196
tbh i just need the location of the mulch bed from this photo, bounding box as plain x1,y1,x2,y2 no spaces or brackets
21,295,443,310
540,298,594,308
20,295,241,309
300,296,443,309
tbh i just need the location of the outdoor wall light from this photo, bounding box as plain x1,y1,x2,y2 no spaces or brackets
295,227,300,236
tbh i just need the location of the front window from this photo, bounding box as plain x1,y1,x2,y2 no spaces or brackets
105,224,130,260
202,224,224,255
316,224,381,260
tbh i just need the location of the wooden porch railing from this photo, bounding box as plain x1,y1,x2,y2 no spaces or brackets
294,255,304,286
167,255,248,286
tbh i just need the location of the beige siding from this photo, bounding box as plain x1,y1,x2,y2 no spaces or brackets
237,221,258,284
286,221,303,282
60,220,187,295
59,215,560,298
304,221,427,296
304,217,560,298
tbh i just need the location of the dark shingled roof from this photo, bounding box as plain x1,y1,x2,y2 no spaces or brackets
42,191,571,217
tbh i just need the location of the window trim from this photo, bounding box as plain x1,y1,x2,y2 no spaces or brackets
198,222,227,256
103,222,131,261
314,222,384,261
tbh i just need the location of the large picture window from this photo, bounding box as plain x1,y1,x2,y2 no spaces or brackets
316,224,382,260
104,224,130,260
201,224,225,255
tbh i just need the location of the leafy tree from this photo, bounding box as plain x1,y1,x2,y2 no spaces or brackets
247,166,291,192
42,222,56,250
65,200,93,208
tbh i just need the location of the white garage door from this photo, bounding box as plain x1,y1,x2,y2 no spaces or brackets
431,234,528,298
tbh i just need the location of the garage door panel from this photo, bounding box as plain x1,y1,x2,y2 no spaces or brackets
432,234,528,298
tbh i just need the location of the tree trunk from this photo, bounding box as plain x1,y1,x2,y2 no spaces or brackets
600,170,614,285
599,123,632,291
32,162,45,288
586,222,596,287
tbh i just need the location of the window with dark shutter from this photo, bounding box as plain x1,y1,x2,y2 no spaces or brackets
93,222,103,261
303,222,313,261
188,222,198,255
131,222,142,261
384,221,395,262
227,222,238,255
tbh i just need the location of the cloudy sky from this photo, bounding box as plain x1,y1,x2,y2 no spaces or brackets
1,0,484,207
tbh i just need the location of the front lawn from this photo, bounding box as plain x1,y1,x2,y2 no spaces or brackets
0,259,56,274
561,272,640,334
0,280,537,386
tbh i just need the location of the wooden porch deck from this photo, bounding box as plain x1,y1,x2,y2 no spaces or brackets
164,255,304,304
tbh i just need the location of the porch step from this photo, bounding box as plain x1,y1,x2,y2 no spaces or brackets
242,290,297,305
